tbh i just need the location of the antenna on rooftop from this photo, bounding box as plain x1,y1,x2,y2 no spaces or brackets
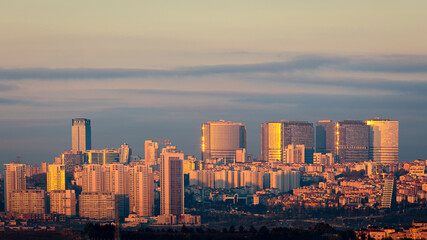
16,154,21,164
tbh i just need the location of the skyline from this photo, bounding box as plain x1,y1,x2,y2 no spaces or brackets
1,1,427,165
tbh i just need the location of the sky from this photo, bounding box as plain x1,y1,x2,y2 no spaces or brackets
1,1,427,165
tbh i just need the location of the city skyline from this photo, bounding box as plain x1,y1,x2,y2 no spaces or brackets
0,117,413,166
1,1,427,165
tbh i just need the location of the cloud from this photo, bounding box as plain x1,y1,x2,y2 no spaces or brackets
1,54,427,81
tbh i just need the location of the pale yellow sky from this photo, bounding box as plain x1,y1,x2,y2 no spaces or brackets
1,1,426,68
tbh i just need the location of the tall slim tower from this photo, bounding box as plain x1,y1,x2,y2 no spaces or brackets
202,121,246,163
382,176,396,209
47,164,66,192
160,146,184,215
72,118,91,152
4,163,26,212
130,165,154,216
366,119,399,165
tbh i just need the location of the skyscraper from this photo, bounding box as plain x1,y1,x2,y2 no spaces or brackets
72,118,91,152
129,164,154,217
145,140,159,166
315,120,337,156
202,121,246,163
366,119,399,165
160,146,184,215
47,164,66,192
261,121,314,163
316,120,369,163
82,164,103,193
261,122,283,162
337,120,369,163
283,121,314,164
4,163,26,212
119,143,132,164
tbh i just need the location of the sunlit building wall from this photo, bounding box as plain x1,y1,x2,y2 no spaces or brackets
261,122,283,162
366,119,399,165
119,143,132,164
382,176,396,209
202,121,246,163
145,140,159,166
313,153,334,165
47,164,66,192
82,164,103,193
103,163,129,218
86,149,119,164
10,190,45,214
50,190,76,217
72,118,91,152
79,192,115,220
284,144,305,164
130,165,154,217
4,163,26,212
160,146,184,215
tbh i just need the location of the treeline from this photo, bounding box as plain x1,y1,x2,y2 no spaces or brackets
84,222,357,240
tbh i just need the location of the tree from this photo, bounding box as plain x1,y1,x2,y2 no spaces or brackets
229,225,235,233
238,225,245,233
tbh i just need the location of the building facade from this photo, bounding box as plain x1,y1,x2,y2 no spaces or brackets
366,119,399,165
47,164,66,192
50,190,77,216
202,121,246,163
71,118,91,152
160,146,184,215
4,163,26,212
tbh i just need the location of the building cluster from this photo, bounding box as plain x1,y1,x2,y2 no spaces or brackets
3,118,201,227
1,117,403,229
355,222,427,240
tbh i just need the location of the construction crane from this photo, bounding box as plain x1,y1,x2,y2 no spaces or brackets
16,154,21,164
154,138,172,147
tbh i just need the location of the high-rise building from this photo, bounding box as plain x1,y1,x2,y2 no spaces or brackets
72,118,91,152
145,140,159,166
160,146,184,215
79,192,116,220
129,164,154,217
4,163,26,212
103,163,129,218
261,121,313,163
284,144,305,164
316,120,338,156
86,148,119,164
337,120,369,163
47,164,66,192
202,121,246,163
283,121,314,164
316,120,369,163
9,190,45,214
61,150,84,174
50,190,77,217
119,143,132,164
366,119,399,165
261,122,283,162
382,176,396,209
82,164,103,193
